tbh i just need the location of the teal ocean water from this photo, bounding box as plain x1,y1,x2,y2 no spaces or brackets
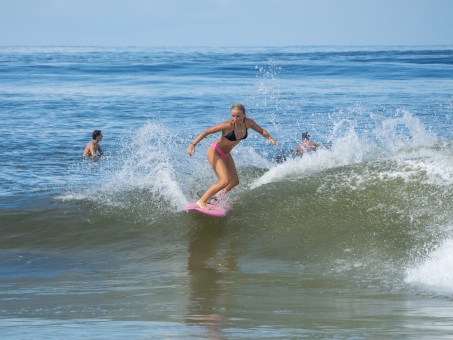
1,46,453,338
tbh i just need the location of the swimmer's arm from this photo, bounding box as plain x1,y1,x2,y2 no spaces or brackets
98,145,104,156
294,144,304,155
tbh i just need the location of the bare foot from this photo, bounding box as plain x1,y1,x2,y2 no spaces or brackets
195,200,207,209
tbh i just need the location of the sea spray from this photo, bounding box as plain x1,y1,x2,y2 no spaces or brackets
62,121,189,221
250,110,439,188
406,238,453,295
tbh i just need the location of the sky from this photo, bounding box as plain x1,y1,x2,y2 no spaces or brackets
1,0,452,47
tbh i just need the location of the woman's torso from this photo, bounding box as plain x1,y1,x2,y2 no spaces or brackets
215,119,249,153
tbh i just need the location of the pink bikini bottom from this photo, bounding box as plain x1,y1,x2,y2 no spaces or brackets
211,142,230,160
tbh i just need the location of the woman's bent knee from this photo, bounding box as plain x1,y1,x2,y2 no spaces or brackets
218,180,229,189
230,178,239,188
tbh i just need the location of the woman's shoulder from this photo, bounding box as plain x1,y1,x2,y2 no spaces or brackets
210,120,233,133
219,120,234,128
245,117,257,125
245,117,260,130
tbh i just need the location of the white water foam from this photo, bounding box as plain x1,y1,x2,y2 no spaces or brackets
406,238,453,295
61,121,189,211
250,110,443,189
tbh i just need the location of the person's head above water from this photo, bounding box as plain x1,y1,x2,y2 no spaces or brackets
92,130,103,140
302,132,310,140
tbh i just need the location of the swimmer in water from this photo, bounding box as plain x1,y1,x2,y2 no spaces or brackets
293,132,328,156
83,130,104,158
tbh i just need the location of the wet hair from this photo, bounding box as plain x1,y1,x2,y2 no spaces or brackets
276,155,287,164
231,103,246,115
92,130,102,140
302,132,310,140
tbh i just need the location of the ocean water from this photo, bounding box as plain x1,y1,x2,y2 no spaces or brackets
1,45,453,339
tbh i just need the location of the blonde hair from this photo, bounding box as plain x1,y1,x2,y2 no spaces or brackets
231,103,246,115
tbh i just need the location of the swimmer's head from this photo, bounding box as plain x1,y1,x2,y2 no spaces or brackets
92,130,103,140
302,132,310,140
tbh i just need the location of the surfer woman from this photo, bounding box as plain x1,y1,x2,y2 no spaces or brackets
187,103,279,209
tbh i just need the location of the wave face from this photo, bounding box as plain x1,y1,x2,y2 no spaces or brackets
3,111,452,295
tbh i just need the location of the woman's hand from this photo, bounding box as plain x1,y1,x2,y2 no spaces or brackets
259,128,280,146
268,137,280,146
187,143,196,156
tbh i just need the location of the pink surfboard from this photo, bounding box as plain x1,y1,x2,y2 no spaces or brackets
184,203,227,217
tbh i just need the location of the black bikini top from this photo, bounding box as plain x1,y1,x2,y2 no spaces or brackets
224,121,248,141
